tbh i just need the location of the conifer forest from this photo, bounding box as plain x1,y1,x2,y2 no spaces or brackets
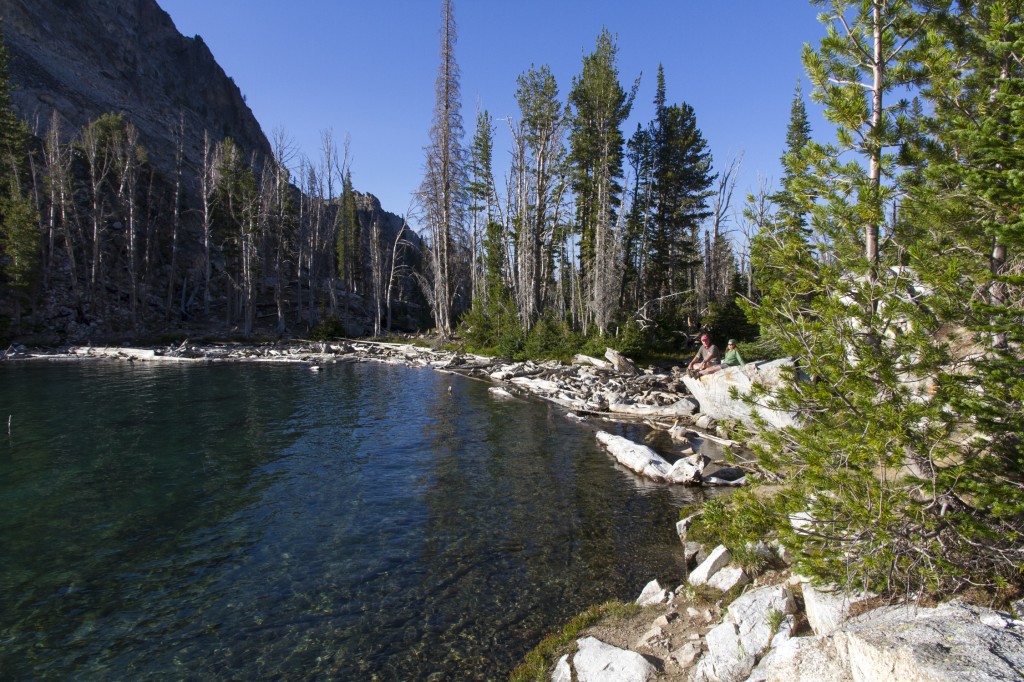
1,0,1023,601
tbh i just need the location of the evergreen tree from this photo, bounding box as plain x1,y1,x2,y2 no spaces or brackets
901,0,1024,592
0,24,40,335
514,63,565,329
773,82,813,236
567,28,636,334
419,0,467,337
646,67,715,328
467,109,502,302
733,0,1004,599
336,168,361,309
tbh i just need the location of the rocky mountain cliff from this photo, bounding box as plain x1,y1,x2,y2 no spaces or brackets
1,0,274,182
0,0,421,343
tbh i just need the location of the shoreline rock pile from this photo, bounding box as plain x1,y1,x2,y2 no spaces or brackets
553,533,1024,682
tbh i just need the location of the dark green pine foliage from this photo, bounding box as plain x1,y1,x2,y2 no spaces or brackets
903,0,1024,594
567,29,634,301
461,109,522,355
467,109,503,303
336,168,361,308
647,66,715,327
732,0,1021,599
773,82,813,236
622,121,654,310
0,24,40,335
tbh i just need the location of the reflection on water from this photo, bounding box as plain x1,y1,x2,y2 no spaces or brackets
0,361,710,680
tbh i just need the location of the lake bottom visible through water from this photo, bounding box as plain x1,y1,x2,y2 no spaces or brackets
0,360,712,680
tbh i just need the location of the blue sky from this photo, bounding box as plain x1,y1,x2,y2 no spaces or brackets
159,1,829,231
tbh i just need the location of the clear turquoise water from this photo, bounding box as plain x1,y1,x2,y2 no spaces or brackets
0,360,706,680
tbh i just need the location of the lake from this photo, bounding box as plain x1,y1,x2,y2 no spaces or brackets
0,360,709,680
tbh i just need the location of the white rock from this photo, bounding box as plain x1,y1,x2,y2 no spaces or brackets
653,613,677,628
551,654,572,682
707,565,750,592
671,641,701,668
636,625,664,647
802,582,874,636
573,636,657,682
726,584,798,662
689,545,732,586
636,579,668,606
746,635,847,682
675,515,694,542
682,359,798,429
691,621,755,682
980,612,1008,629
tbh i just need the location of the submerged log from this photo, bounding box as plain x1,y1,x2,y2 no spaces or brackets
595,431,704,484
596,431,671,481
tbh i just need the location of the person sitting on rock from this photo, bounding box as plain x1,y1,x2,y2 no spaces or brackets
687,334,720,377
721,339,744,368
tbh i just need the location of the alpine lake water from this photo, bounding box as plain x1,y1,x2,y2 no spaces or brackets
0,359,719,680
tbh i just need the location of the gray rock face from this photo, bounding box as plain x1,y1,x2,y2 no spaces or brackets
573,637,658,682
835,601,1024,682
693,584,798,682
1,0,272,186
801,581,874,636
682,359,798,429
752,635,848,682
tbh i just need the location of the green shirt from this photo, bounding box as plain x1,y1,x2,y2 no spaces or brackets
722,348,744,367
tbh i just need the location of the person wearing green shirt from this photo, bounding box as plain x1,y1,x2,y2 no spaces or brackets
722,339,744,367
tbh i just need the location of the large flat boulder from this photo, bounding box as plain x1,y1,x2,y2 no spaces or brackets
835,601,1024,682
751,600,1024,682
682,359,798,429
573,636,658,682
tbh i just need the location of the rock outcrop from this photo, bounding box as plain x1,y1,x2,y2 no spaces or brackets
1,0,272,185
682,359,798,429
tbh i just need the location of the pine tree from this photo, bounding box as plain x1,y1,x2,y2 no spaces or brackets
336,168,360,311
773,82,813,236
901,0,1024,593
0,23,40,335
567,28,636,334
514,63,565,329
733,0,1002,598
646,68,715,328
419,0,467,337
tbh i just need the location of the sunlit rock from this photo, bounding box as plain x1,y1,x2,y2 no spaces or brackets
573,636,658,682
682,359,798,429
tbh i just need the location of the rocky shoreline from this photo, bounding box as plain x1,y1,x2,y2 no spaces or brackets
7,338,1023,680
3,338,760,486
553,530,1024,682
